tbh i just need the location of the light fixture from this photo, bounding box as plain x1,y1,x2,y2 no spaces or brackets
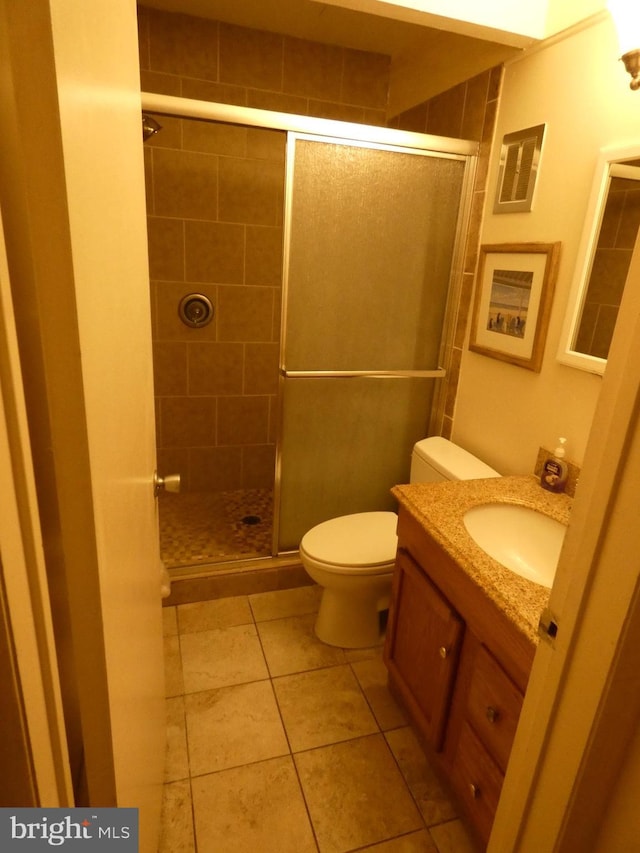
608,0,640,89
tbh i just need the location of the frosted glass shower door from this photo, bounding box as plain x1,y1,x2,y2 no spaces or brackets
277,135,468,551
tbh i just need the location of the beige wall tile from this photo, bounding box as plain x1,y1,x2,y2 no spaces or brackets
187,342,244,396
245,225,283,287
153,148,218,220
218,157,284,226
219,23,283,90
154,341,188,395
140,69,182,96
216,285,275,342
426,83,466,138
342,48,390,109
241,444,276,489
461,71,490,141
149,9,219,82
188,446,242,492
244,342,279,394
282,37,343,101
184,221,244,283
246,128,286,162
147,217,184,280
160,397,216,448
182,120,247,156
181,77,248,105
247,89,309,114
217,395,270,445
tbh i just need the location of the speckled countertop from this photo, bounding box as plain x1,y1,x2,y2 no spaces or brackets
392,476,572,644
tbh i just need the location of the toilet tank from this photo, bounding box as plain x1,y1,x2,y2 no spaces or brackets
410,436,500,483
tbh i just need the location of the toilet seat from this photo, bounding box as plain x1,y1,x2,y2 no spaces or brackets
300,511,397,575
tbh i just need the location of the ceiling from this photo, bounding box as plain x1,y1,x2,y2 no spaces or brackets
140,0,525,114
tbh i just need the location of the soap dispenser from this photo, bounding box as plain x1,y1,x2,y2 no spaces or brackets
541,437,568,493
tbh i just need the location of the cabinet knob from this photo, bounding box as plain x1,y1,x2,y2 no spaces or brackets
469,783,481,799
486,705,499,723
438,646,449,659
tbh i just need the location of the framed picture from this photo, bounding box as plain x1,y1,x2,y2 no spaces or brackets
469,242,561,372
493,124,546,214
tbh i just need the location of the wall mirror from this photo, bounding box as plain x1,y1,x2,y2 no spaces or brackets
558,144,640,374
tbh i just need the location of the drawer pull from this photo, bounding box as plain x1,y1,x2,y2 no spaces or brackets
469,783,481,799
486,705,500,723
439,646,449,659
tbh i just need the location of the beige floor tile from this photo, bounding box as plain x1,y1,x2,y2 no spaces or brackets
257,613,346,676
192,756,317,853
273,664,378,752
428,819,479,853
177,594,253,633
163,605,178,636
165,696,189,782
351,655,407,731
385,727,457,827
164,634,184,697
185,680,289,776
158,779,195,853
363,830,438,852
180,623,268,693
295,733,423,853
249,584,322,622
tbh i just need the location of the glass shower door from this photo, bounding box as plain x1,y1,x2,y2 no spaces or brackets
277,134,468,551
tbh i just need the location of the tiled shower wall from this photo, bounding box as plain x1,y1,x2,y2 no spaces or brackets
137,5,390,493
137,5,501,488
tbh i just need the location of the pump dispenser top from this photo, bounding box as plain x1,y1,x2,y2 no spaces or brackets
541,437,568,492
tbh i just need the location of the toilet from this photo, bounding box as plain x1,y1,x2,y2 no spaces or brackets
300,436,500,648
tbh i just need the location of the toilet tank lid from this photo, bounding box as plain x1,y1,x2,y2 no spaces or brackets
413,436,500,480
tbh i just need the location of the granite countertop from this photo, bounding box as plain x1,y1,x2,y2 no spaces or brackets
392,475,572,644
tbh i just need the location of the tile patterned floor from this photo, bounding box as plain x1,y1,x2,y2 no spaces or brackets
160,585,479,853
159,488,273,568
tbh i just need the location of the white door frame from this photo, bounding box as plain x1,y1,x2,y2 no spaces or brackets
490,231,640,848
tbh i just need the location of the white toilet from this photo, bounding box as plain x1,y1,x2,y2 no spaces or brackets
300,436,500,648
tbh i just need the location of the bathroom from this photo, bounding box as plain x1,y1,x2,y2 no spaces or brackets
2,1,640,851
139,2,640,846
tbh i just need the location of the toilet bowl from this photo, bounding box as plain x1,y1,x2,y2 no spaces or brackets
300,437,500,648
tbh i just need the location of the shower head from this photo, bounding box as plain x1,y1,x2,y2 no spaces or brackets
142,114,162,141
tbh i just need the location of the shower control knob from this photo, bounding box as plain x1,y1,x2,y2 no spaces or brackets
178,293,214,328
154,471,181,497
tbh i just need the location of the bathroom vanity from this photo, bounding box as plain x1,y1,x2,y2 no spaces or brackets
383,476,572,847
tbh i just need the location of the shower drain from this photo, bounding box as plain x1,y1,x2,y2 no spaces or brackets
242,515,261,525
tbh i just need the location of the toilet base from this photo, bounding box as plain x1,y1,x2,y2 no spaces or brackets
314,581,391,649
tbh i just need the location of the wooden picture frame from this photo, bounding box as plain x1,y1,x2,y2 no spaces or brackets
469,242,561,372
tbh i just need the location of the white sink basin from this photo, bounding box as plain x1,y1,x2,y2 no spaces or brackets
463,503,566,588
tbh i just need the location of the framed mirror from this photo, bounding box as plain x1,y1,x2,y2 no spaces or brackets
558,144,640,374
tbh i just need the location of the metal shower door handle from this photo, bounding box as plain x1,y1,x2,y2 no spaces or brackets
154,471,181,497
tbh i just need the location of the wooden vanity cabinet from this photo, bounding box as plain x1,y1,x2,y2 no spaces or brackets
384,506,536,848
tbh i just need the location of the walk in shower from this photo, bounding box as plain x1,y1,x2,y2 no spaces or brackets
143,95,475,575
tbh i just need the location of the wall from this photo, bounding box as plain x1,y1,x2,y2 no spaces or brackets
137,5,390,493
453,12,640,473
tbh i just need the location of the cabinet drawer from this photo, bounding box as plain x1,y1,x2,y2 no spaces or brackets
451,721,504,846
466,644,524,773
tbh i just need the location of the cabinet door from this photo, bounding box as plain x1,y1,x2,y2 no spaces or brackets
385,549,464,750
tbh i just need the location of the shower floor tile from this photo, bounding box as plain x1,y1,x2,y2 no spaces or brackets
159,488,273,568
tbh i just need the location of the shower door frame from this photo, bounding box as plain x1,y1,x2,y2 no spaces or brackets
142,92,478,566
